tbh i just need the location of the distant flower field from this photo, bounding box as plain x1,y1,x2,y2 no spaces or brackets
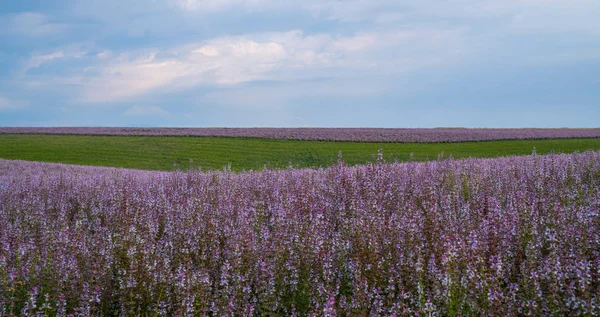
2,127,600,142
1,152,599,316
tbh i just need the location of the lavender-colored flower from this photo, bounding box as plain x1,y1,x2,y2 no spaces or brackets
2,127,600,142
0,151,599,315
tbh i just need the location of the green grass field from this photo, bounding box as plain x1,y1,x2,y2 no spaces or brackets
1,134,600,171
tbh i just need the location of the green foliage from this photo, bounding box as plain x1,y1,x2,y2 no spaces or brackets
1,134,600,171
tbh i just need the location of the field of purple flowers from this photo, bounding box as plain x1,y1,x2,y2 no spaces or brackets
2,127,600,143
1,152,599,316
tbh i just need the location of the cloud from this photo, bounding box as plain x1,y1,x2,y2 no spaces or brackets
79,55,190,103
1,12,68,37
73,28,464,103
191,37,288,84
201,77,386,111
174,0,271,11
77,34,314,102
97,50,113,59
0,96,24,111
123,105,170,117
171,0,600,36
25,52,66,70
508,0,600,34
330,33,378,52
3,0,598,130
309,0,600,28
21,48,90,76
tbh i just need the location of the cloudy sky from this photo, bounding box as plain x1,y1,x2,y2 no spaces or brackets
1,0,599,127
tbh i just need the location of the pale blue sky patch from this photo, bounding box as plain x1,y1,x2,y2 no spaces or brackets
1,0,599,127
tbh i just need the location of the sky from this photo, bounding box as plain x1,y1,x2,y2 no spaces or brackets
0,0,599,128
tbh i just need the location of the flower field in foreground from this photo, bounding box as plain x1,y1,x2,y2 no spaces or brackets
1,152,599,316
2,127,600,143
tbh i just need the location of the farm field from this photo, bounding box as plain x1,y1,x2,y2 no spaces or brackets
1,151,598,315
1,134,600,171
3,0,600,315
2,127,600,142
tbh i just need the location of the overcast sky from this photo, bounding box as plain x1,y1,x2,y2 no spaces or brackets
1,0,599,127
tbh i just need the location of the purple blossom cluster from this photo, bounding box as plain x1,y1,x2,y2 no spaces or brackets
2,127,600,142
1,152,599,316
